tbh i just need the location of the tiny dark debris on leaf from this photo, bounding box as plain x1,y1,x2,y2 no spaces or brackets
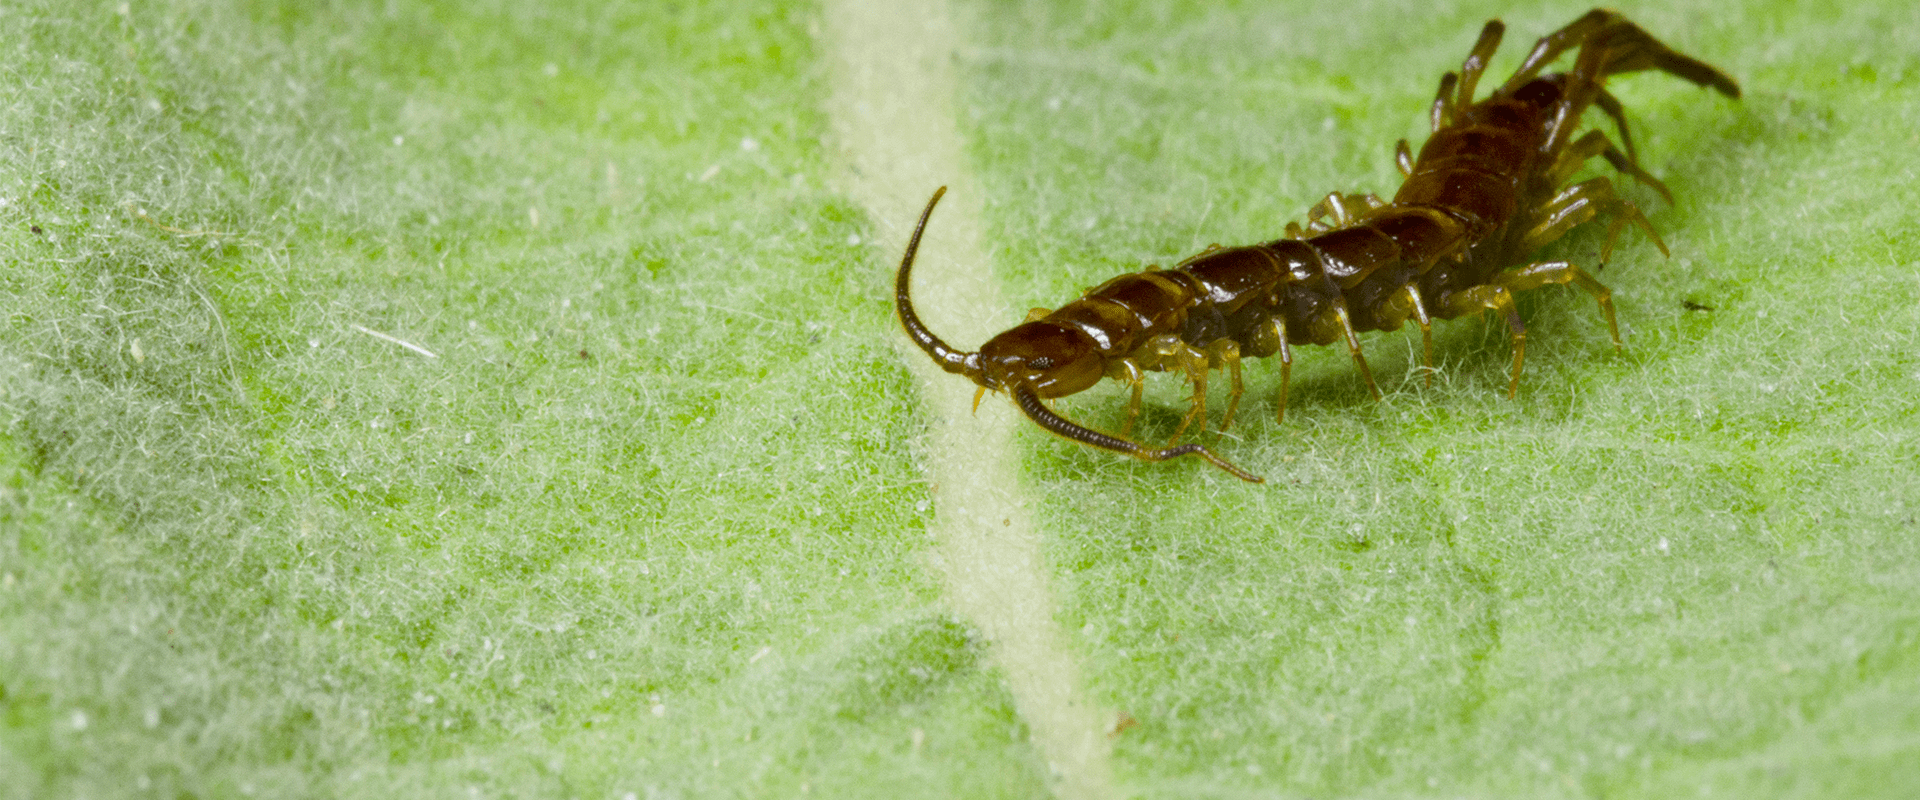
1682,299,1715,312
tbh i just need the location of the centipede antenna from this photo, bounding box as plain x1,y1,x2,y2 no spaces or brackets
895,186,985,383
1013,384,1265,483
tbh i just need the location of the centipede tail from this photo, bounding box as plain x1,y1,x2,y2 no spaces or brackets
893,9,1739,480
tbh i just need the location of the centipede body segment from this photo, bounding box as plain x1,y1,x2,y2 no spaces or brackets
895,9,1740,483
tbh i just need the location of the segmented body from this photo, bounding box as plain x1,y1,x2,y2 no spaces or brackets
895,10,1740,483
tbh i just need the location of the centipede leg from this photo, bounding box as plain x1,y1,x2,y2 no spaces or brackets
1247,317,1293,424
1395,139,1414,177
1303,192,1387,233
1333,303,1383,401
1522,177,1669,263
1496,261,1623,349
1496,9,1616,96
1169,346,1209,445
1107,358,1146,437
1430,71,1459,131
1592,89,1643,168
1554,125,1673,204
1211,339,1245,432
1437,285,1526,397
1276,347,1292,423
1402,284,1436,386
1367,281,1437,387
1585,16,1743,98
1311,193,1353,228
1599,148,1674,206
1501,10,1739,108
1453,19,1506,108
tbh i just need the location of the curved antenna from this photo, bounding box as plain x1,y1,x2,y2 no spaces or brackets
1013,383,1265,484
894,186,983,381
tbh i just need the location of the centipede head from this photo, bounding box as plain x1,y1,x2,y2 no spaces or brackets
894,187,1262,483
894,187,1101,399
977,321,1104,398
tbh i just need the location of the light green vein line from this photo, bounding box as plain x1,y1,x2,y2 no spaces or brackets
822,0,1117,796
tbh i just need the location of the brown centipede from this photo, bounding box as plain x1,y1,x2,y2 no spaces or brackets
895,9,1740,483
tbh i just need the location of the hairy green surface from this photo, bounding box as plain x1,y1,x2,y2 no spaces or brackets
3,0,1915,797
0,0,1044,797
966,0,1920,797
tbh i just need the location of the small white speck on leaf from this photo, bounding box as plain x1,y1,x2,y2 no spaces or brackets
392,135,404,146
542,62,559,77
650,703,666,717
70,710,88,730
847,233,861,246
739,136,759,151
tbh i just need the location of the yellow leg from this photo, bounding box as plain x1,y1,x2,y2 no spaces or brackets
1210,339,1245,432
1168,349,1208,445
1520,176,1668,263
1106,358,1146,437
1437,284,1526,397
1496,261,1623,350
1336,304,1382,401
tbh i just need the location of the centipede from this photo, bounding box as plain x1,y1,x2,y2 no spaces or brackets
895,9,1740,483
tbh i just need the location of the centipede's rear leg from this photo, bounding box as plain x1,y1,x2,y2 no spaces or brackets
1497,10,1741,100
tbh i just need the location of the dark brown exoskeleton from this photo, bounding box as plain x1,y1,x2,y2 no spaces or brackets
895,10,1740,483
